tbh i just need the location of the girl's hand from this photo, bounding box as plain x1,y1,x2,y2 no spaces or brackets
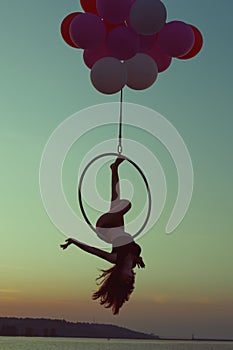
60,238,74,250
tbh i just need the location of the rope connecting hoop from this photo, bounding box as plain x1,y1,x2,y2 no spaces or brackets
117,89,123,155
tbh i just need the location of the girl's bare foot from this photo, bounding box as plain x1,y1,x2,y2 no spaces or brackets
110,156,125,170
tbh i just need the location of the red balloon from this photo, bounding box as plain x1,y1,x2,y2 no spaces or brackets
80,0,98,14
103,20,126,33
60,12,81,48
178,25,203,60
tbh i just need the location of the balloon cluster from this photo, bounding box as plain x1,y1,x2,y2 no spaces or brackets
61,0,203,94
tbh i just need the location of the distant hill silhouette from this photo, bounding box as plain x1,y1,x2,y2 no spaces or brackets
0,317,158,339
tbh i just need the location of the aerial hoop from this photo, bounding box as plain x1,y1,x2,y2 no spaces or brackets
78,152,152,239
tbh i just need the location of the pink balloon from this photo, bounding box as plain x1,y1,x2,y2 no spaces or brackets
83,43,109,68
107,26,139,60
91,57,127,94
157,21,195,57
145,42,172,73
69,13,106,49
96,0,132,24
124,53,158,90
129,0,167,35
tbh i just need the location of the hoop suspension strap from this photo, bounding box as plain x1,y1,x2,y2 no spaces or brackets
118,89,123,154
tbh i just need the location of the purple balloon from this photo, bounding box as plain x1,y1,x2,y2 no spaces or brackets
145,42,172,73
70,13,106,49
139,34,157,51
107,26,139,60
96,0,132,24
83,43,109,69
157,21,195,57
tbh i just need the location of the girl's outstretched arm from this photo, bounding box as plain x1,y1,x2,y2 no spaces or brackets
60,238,117,264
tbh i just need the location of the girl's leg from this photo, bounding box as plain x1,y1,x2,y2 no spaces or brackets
96,157,128,235
110,157,124,210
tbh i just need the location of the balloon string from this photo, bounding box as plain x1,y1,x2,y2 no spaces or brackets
118,89,123,154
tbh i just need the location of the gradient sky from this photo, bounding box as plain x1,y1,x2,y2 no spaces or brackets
1,0,233,339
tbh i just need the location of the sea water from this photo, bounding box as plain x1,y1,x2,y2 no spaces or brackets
0,337,232,350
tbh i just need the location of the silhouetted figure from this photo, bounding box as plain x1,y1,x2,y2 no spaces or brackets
61,157,145,315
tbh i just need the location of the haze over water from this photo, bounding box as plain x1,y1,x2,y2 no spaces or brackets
0,338,233,350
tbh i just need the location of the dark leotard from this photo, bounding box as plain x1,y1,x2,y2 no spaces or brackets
112,240,141,268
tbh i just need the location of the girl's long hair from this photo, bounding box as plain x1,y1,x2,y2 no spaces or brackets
92,265,135,315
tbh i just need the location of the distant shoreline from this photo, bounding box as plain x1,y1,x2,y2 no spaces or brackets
0,317,157,340
0,317,232,342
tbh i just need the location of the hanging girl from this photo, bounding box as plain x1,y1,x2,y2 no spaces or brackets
60,157,145,315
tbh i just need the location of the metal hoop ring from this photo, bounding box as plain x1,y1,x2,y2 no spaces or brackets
78,152,152,239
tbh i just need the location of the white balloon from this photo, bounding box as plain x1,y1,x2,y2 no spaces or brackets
90,57,127,94
130,0,167,35
124,53,158,90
